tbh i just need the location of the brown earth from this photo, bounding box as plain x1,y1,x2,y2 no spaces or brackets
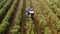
36,0,57,34
20,0,26,34
30,0,43,34
7,0,20,34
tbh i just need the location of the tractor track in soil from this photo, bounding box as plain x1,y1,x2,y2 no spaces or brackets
6,0,20,34
36,0,57,34
30,0,43,34
20,0,26,34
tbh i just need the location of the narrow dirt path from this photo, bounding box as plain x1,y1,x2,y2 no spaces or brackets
36,0,57,34
6,0,20,34
30,0,43,34
20,0,26,34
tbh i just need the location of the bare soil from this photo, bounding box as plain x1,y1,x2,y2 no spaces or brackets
6,0,20,34
36,0,57,34
20,0,26,34
30,0,43,34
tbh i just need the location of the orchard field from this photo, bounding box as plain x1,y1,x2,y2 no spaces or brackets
0,0,60,34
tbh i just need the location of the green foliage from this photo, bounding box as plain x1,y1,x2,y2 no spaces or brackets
11,29,20,34
0,0,60,34
10,0,23,34
0,0,17,33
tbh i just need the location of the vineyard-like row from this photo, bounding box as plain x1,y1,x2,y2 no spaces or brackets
0,0,60,34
